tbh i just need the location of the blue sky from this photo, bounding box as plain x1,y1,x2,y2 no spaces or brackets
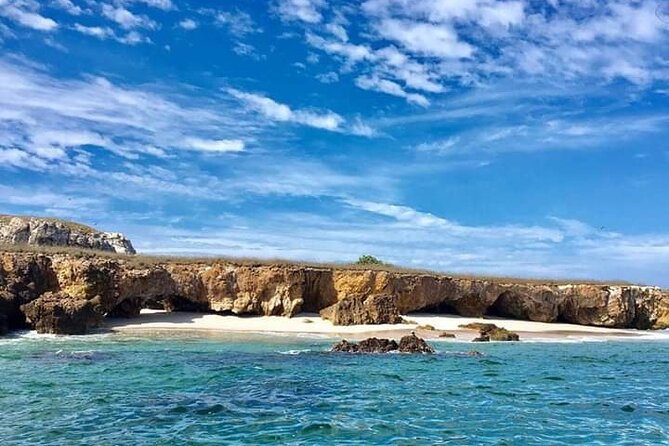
1,0,669,285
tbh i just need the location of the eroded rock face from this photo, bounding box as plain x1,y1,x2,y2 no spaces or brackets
331,334,434,353
0,216,135,254
0,250,668,335
320,294,403,325
21,292,104,335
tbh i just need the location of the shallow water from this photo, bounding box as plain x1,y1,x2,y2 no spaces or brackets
1,332,668,445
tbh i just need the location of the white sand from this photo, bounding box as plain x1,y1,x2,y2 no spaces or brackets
104,309,661,341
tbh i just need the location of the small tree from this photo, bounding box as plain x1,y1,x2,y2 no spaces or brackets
355,254,385,265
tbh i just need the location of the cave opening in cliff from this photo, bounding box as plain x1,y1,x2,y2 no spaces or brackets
416,301,461,316
485,292,515,319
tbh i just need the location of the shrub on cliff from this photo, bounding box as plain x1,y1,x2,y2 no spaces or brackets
355,255,386,266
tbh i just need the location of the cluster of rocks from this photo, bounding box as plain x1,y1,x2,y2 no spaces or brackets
460,323,520,342
0,216,135,255
331,333,435,354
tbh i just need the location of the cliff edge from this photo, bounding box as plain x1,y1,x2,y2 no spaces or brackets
0,215,135,255
1,249,667,335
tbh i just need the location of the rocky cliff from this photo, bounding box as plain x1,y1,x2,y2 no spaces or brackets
1,249,667,335
0,216,135,255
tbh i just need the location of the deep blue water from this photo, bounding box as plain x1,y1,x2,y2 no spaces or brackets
0,332,668,445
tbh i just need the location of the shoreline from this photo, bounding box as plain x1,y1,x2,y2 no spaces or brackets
102,309,668,342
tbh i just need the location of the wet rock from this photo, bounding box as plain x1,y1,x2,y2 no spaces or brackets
398,333,435,353
330,340,359,352
331,337,399,353
331,338,399,353
21,291,104,335
460,323,520,342
331,334,433,354
438,331,456,338
320,294,403,325
358,337,399,353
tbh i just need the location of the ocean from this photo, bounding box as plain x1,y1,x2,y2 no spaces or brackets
1,332,668,445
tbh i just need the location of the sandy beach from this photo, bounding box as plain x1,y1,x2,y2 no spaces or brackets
104,309,665,341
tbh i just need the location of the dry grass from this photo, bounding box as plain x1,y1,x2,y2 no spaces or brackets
0,214,98,234
0,243,638,286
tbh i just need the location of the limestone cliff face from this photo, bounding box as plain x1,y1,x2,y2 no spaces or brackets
0,216,135,254
1,250,667,334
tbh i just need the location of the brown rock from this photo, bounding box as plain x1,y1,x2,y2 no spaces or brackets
331,334,433,353
461,322,520,342
320,294,403,325
21,291,103,334
331,338,399,353
398,333,435,353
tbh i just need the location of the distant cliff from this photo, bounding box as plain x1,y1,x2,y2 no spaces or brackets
0,216,135,255
1,249,667,335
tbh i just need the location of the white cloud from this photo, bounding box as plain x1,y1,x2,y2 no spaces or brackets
178,18,197,30
375,19,473,59
118,30,148,45
227,88,345,131
415,136,460,154
0,2,58,31
326,22,347,41
51,0,82,15
276,0,324,24
316,71,338,83
101,4,156,30
182,138,245,153
0,57,261,167
294,0,669,105
131,0,173,10
73,23,115,39
216,10,257,36
356,75,429,106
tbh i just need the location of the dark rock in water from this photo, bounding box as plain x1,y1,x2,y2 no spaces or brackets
358,337,399,353
398,333,435,353
20,291,104,335
331,337,399,353
320,294,403,325
331,334,434,354
330,340,359,352
460,322,520,342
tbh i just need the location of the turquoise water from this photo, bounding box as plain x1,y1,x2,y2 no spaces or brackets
1,332,668,445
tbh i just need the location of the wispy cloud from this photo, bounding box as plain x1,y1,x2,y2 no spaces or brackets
227,87,375,135
275,0,325,24
101,3,157,30
0,0,58,31
0,56,258,169
286,1,669,104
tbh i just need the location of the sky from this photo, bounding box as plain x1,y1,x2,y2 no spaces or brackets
0,0,668,286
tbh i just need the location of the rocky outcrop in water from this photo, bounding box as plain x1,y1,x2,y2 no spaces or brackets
460,323,520,342
0,250,668,335
0,216,135,254
331,334,435,353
